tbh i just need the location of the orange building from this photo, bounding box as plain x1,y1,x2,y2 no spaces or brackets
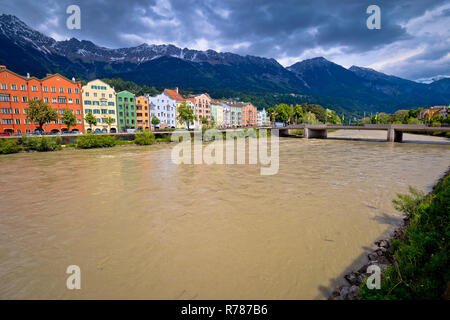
135,96,150,130
242,103,257,127
192,93,212,122
0,66,84,135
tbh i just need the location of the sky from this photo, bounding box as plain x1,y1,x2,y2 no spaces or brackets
1,0,449,81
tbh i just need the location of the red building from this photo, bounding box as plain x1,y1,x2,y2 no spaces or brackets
0,66,84,135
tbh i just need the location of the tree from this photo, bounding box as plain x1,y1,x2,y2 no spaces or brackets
303,111,318,124
84,112,97,132
177,101,195,130
266,107,276,124
61,109,76,132
394,110,409,124
151,116,160,129
201,116,208,126
105,117,115,133
302,103,326,123
274,104,290,124
26,99,58,133
292,104,303,124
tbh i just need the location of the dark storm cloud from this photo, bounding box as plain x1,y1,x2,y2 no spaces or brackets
1,0,449,80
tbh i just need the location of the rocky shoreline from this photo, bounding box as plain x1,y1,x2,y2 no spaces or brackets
329,168,450,300
328,226,405,300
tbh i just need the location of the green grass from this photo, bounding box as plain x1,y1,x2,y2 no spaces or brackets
359,173,450,300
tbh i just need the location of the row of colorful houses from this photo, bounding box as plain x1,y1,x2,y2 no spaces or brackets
0,66,269,135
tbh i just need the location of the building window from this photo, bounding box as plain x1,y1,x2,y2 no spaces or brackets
14,108,19,114
51,87,56,93
12,96,18,102
44,98,49,103
21,85,26,91
74,89,79,94
11,84,17,90
59,88,64,93
67,88,72,94
22,97,28,102
32,85,38,92
43,86,48,92
15,119,20,124
1,84,6,90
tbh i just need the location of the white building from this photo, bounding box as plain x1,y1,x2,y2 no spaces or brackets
257,108,268,126
221,102,231,128
147,92,177,128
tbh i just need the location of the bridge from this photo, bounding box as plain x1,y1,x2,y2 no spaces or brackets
268,124,450,142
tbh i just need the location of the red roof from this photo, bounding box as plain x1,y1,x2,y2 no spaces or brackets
164,89,184,101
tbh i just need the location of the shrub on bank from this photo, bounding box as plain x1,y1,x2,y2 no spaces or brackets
0,139,22,154
22,136,62,152
76,134,117,148
359,174,450,300
134,131,155,145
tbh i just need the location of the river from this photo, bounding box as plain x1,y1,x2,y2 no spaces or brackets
0,130,449,299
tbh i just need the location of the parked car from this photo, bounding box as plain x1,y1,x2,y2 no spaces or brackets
0,132,10,136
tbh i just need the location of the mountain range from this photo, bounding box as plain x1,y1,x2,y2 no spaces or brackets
0,14,449,114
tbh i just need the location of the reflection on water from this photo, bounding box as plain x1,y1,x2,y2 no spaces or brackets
0,130,449,299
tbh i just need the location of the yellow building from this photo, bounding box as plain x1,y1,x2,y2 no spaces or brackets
82,79,118,133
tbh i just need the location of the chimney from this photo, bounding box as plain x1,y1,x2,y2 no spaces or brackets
175,87,179,94
27,73,30,79
72,77,75,83
0,65,6,70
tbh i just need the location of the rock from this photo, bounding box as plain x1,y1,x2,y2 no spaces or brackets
357,264,370,274
349,285,360,299
368,252,378,261
340,286,350,299
345,272,363,286
379,240,389,248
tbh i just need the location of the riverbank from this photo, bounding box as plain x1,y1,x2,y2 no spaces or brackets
0,132,173,154
329,168,450,300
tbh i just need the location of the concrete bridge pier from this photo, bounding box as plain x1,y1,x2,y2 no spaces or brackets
304,127,327,139
387,127,403,142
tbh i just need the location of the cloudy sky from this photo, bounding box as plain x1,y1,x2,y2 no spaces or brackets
2,0,449,81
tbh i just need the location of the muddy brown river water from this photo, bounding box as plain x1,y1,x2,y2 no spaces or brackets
0,130,449,299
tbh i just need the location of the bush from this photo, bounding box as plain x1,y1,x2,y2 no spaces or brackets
0,139,22,154
22,136,62,152
431,121,441,127
77,134,117,148
407,118,421,125
134,131,155,145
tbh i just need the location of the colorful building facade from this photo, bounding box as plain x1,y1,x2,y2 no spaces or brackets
0,66,84,135
116,91,136,132
135,96,150,130
147,92,177,128
192,93,212,123
82,79,117,133
242,103,257,127
210,103,224,127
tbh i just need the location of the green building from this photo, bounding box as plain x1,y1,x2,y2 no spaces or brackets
116,91,136,132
